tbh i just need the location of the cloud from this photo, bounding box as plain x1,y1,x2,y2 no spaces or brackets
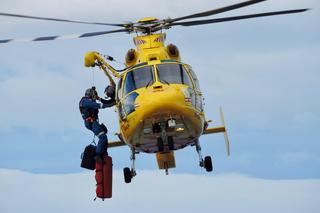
0,0,318,132
0,169,319,213
0,0,319,179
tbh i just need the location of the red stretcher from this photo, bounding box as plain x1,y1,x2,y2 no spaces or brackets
95,155,112,199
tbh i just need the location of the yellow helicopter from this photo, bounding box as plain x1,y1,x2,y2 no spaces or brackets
0,0,308,183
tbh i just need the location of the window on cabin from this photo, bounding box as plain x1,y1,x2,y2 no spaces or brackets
123,92,139,116
157,64,192,87
123,66,154,95
188,66,201,91
118,102,125,120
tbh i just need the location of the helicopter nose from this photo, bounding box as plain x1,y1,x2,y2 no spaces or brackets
137,84,187,119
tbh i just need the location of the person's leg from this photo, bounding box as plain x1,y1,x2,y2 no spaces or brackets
92,121,108,155
84,121,93,131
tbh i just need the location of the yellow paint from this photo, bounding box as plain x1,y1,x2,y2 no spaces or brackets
83,33,228,171
156,152,176,169
138,17,158,23
84,51,98,67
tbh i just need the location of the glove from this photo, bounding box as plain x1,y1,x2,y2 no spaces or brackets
100,123,108,134
104,85,116,99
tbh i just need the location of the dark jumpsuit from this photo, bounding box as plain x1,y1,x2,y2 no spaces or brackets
79,97,115,155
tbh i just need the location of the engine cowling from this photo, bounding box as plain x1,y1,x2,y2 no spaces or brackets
125,49,138,67
166,44,180,60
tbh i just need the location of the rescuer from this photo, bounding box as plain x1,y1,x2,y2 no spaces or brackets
79,85,116,163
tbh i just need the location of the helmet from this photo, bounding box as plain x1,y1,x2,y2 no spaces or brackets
85,87,98,99
105,85,115,98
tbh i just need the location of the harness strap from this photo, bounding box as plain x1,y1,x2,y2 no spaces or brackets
85,117,96,122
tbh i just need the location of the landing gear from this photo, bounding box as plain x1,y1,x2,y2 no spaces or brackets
123,147,137,184
194,139,213,172
204,156,213,172
123,167,132,183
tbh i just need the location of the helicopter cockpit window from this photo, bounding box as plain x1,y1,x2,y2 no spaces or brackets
188,66,201,91
124,92,139,115
123,66,154,95
157,64,192,87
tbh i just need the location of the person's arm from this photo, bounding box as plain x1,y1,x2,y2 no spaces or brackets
100,97,116,108
81,98,104,109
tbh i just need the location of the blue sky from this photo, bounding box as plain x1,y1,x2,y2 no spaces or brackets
0,0,319,178
0,0,320,211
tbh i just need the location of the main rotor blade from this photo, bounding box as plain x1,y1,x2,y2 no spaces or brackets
170,9,309,27
168,0,266,23
0,12,127,27
0,28,128,44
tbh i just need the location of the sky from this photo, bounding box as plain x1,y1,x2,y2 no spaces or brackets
0,0,319,212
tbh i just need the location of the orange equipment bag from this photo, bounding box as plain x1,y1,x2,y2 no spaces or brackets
95,155,113,199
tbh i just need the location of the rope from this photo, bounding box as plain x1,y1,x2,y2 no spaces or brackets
91,68,95,87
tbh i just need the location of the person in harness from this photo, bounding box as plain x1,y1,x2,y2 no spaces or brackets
79,85,116,163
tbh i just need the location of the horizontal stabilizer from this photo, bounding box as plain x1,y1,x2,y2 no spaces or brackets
202,107,230,156
108,140,126,148
203,126,226,134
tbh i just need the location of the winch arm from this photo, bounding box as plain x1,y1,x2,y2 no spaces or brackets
84,51,120,80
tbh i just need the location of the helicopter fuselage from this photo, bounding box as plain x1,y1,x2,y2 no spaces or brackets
113,33,206,169
117,61,205,154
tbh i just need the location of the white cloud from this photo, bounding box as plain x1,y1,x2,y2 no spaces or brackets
0,54,120,133
0,169,319,213
0,0,319,139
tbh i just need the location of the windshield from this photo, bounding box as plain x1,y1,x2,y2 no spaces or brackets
123,65,154,95
157,64,192,87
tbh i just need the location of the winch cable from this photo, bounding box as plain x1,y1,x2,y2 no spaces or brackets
91,68,95,88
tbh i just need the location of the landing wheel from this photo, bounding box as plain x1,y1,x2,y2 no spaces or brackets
123,167,132,183
204,156,213,172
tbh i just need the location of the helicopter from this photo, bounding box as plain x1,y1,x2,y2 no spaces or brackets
0,0,308,183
